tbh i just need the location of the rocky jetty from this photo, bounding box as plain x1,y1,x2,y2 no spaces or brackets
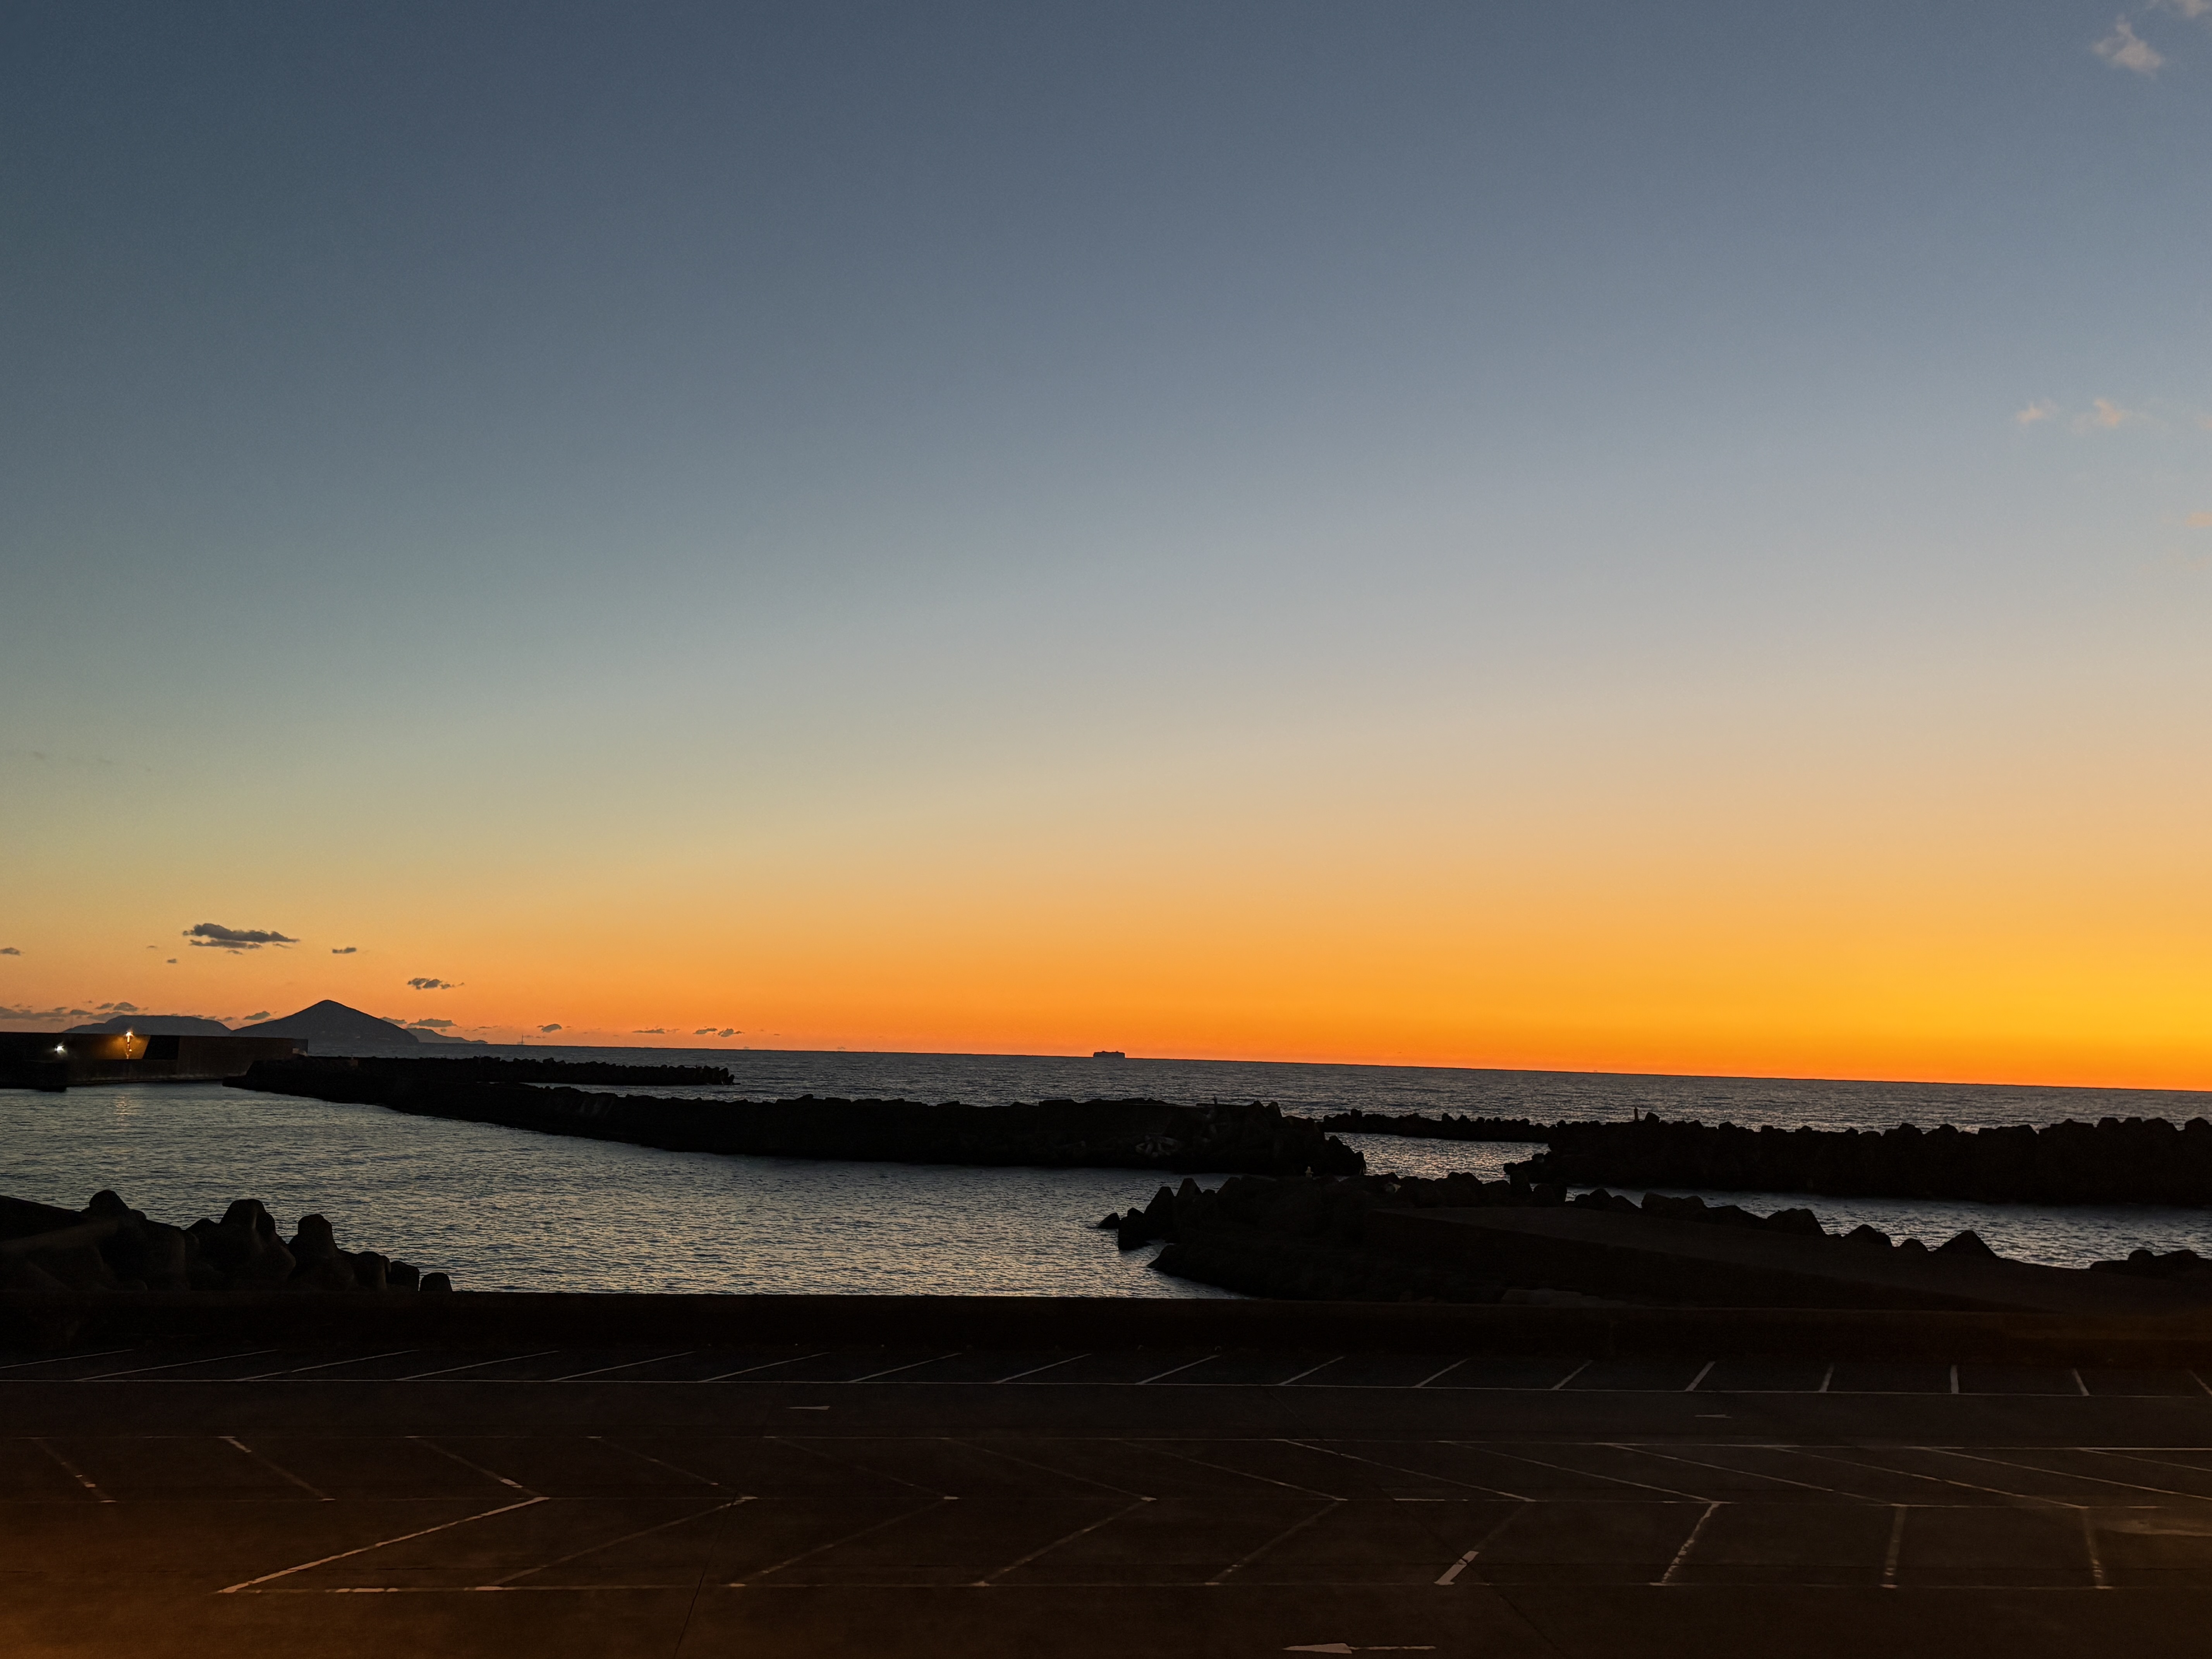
1318,1109,1551,1142
231,1058,1363,1176
1515,1113,2212,1204
309,1055,734,1087
0,1191,448,1294
1103,1173,2212,1312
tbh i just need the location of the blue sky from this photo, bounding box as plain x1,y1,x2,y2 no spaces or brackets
3,3,2209,1078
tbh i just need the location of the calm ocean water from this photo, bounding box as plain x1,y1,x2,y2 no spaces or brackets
4,1047,2209,1291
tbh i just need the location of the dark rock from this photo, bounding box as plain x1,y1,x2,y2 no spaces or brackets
1842,1224,1894,1252
420,1272,453,1293
1936,1230,1997,1259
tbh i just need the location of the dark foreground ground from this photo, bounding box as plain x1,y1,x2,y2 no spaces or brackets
7,1335,2212,1657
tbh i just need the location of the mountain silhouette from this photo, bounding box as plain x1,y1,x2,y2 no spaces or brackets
64,1014,234,1036
237,999,421,1055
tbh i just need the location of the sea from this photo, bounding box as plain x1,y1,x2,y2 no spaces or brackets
5,1047,2210,1296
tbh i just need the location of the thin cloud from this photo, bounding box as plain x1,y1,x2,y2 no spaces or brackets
409,1017,456,1029
2186,512,2212,527
407,977,460,990
695,1027,739,1039
2014,400,2058,427
240,1010,270,1022
0,947,17,956
95,1001,141,1012
634,1027,668,1034
2153,0,2211,19
539,1022,564,1033
331,946,358,955
165,958,177,964
2076,397,2148,431
184,922,298,952
2095,18,2165,73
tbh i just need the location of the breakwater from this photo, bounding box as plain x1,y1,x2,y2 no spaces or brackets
231,1057,1363,1176
326,1055,734,1086
1106,1171,2212,1312
0,1190,448,1295
1318,1109,1551,1142
1517,1113,2212,1205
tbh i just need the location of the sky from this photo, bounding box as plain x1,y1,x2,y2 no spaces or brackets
3,2,2209,1085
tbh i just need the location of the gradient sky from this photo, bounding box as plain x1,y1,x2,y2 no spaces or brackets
3,2,2209,1084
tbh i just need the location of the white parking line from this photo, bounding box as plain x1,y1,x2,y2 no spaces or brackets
974,1497,1150,1585
1549,1360,1592,1391
0,1347,134,1374
1685,1361,1716,1392
223,1436,331,1501
1206,1499,1343,1584
488,1498,749,1586
1135,1355,1216,1386
994,1353,1089,1383
847,1352,961,1383
701,1351,828,1381
79,1349,278,1381
1654,1501,1724,1586
732,1498,948,1584
410,1436,538,1494
1881,1505,1908,1588
1277,1356,1345,1386
1434,1503,1531,1586
1412,1358,1470,1388
219,1496,548,1593
32,1437,111,1502
237,1350,417,1381
552,1352,694,1382
398,1350,559,1381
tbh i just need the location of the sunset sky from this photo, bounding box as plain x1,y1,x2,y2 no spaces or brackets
3,3,2209,1085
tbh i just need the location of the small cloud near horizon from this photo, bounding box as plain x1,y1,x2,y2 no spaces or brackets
409,1017,456,1029
2095,18,2165,74
184,922,298,952
2014,400,2057,427
96,1001,140,1013
331,946,358,955
407,977,460,990
634,1027,668,1034
539,1022,563,1033
0,947,18,956
2076,397,2149,431
240,1011,270,1022
692,1027,739,1039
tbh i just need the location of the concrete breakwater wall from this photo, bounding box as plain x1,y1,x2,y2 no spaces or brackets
1317,1109,1551,1142
322,1054,735,1086
1108,1172,2212,1314
231,1058,1364,1176
1518,1113,2212,1204
0,1191,449,1295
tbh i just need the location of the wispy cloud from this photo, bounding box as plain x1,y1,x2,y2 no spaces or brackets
634,1026,668,1034
409,1017,456,1029
407,976,460,990
240,1010,270,1022
539,1022,564,1033
694,1027,739,1038
2186,511,2212,527
96,1001,140,1013
2152,0,2211,20
2076,397,2150,431
185,922,298,952
2096,17,2166,73
2014,400,2059,427
331,946,358,955
0,947,17,957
